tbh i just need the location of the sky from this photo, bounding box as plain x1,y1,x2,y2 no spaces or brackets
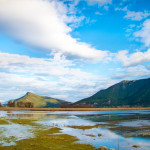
0,0,150,102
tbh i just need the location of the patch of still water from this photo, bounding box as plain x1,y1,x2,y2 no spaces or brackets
0,123,34,146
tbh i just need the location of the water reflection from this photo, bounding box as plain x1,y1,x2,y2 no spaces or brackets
119,120,150,127
1,111,72,120
7,113,34,118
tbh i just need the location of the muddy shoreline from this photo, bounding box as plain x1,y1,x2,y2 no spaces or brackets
0,107,150,111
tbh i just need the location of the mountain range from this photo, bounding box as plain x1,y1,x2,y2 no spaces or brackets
6,78,150,108
75,78,150,107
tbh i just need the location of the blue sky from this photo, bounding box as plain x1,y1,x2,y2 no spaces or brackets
0,0,150,102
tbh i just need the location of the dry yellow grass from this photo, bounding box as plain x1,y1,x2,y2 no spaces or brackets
0,107,150,111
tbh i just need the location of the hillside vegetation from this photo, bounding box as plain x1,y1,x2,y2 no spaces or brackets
75,78,150,107
14,92,70,108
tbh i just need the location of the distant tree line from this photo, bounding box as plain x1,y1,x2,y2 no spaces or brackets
61,104,93,108
7,100,34,108
0,102,2,107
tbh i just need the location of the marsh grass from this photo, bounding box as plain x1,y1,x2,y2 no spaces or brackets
69,124,105,130
9,119,38,126
0,127,98,150
110,126,150,131
109,125,150,138
132,145,140,148
0,119,98,150
84,134,96,137
0,119,9,125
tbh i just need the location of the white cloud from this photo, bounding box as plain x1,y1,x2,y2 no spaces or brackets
95,12,103,15
117,49,150,67
0,0,108,61
115,7,127,12
0,72,114,102
0,52,115,102
115,7,150,21
0,52,75,76
124,11,150,21
112,65,150,80
135,19,150,47
86,0,112,6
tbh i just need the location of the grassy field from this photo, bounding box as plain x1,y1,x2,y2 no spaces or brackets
0,107,150,111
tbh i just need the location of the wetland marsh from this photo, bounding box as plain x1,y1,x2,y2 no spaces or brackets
0,110,150,150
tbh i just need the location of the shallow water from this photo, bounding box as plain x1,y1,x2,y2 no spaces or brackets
0,110,150,149
0,122,34,146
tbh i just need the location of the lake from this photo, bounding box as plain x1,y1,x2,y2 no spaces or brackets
0,110,150,150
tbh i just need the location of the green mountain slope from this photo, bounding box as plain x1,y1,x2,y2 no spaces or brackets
75,78,150,107
14,92,70,108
